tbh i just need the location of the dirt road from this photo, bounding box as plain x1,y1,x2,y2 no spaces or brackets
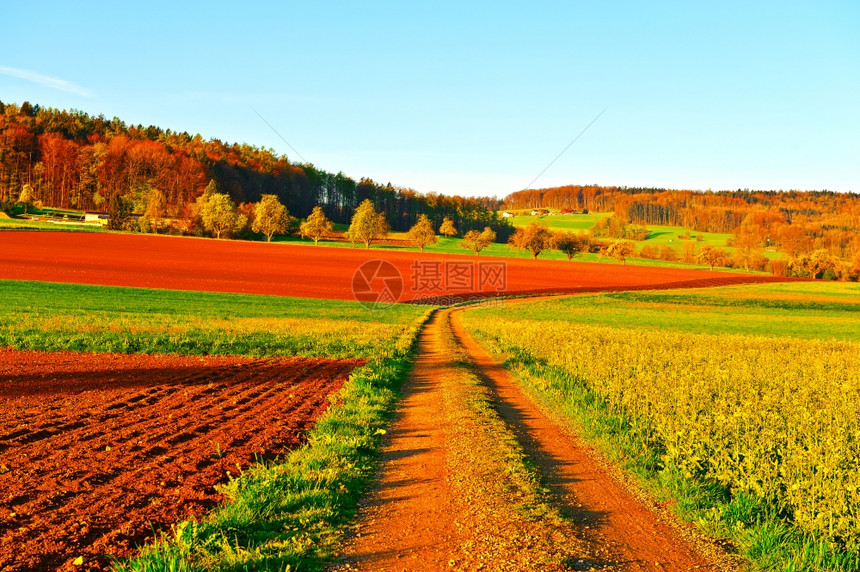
333,307,734,571
330,312,463,571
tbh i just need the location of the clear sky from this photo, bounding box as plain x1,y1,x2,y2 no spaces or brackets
2,1,858,198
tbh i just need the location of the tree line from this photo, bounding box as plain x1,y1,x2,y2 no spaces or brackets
0,101,512,239
504,184,860,273
504,185,859,234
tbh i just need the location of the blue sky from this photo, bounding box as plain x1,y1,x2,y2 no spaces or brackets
2,1,857,197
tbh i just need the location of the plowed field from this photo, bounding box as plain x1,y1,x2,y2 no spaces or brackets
0,231,786,301
0,349,364,571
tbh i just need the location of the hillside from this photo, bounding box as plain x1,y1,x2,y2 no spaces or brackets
0,101,506,235
503,185,860,274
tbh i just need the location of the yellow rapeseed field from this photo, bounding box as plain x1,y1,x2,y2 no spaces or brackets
462,316,860,548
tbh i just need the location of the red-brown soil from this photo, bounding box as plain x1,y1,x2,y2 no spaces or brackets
0,348,364,572
0,231,786,301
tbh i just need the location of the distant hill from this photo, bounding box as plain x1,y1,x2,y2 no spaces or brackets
0,100,508,236
503,185,860,267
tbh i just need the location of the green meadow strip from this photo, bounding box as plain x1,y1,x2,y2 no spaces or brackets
484,283,860,341
0,280,425,359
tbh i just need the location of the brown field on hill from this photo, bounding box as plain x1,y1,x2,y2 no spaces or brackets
0,231,788,301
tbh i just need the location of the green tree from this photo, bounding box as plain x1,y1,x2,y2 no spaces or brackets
300,206,334,245
106,193,133,231
345,199,389,249
252,194,294,242
201,192,246,239
439,216,458,237
697,245,728,270
509,221,553,259
407,214,438,252
461,227,496,255
553,231,589,261
141,188,166,233
201,179,219,200
17,184,34,214
600,240,636,264
92,191,106,211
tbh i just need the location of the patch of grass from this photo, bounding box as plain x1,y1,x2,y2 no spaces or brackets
485,282,860,340
0,217,102,231
505,212,786,261
277,232,756,272
507,212,608,231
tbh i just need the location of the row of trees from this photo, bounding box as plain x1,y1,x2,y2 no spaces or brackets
180,188,860,279
304,200,498,256
500,220,860,279
0,101,513,239
505,222,589,260
102,179,298,241
504,185,860,266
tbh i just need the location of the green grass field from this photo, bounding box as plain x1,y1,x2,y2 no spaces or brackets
280,232,765,272
0,279,430,571
507,211,606,231
0,280,425,358
0,216,101,231
461,281,860,572
483,282,860,340
506,212,772,257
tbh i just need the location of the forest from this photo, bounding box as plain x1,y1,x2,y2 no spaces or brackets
0,101,508,237
504,185,860,263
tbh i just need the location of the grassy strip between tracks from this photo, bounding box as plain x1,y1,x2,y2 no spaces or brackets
460,285,860,572
433,310,588,570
